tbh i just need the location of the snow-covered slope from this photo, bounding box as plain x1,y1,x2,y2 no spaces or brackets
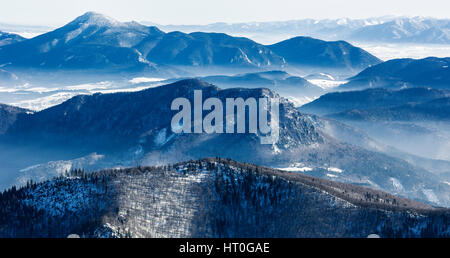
0,159,448,238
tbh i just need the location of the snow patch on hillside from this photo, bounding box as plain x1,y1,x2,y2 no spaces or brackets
307,79,347,90
390,177,405,192
422,189,439,204
327,167,343,173
287,96,319,107
278,162,315,172
129,77,164,84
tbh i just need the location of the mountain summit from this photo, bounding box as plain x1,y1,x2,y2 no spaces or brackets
0,12,163,71
68,11,122,27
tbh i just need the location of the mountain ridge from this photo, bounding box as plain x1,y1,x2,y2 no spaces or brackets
340,57,450,90
299,87,450,116
0,158,448,238
268,36,381,70
0,31,25,47
0,12,381,74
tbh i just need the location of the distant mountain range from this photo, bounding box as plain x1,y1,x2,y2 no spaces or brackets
349,18,450,44
0,23,53,39
1,158,448,238
0,12,380,75
340,57,450,90
145,17,450,44
2,79,449,206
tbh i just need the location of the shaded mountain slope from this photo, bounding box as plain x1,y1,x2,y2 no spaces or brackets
268,36,381,70
138,31,284,67
0,103,30,134
330,97,450,122
341,57,450,90
299,87,450,116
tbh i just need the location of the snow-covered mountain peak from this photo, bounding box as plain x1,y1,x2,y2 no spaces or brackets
69,12,122,28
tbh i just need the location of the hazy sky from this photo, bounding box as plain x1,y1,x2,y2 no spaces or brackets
1,0,449,26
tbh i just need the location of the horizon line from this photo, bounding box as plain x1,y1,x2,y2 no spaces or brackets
0,11,449,28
